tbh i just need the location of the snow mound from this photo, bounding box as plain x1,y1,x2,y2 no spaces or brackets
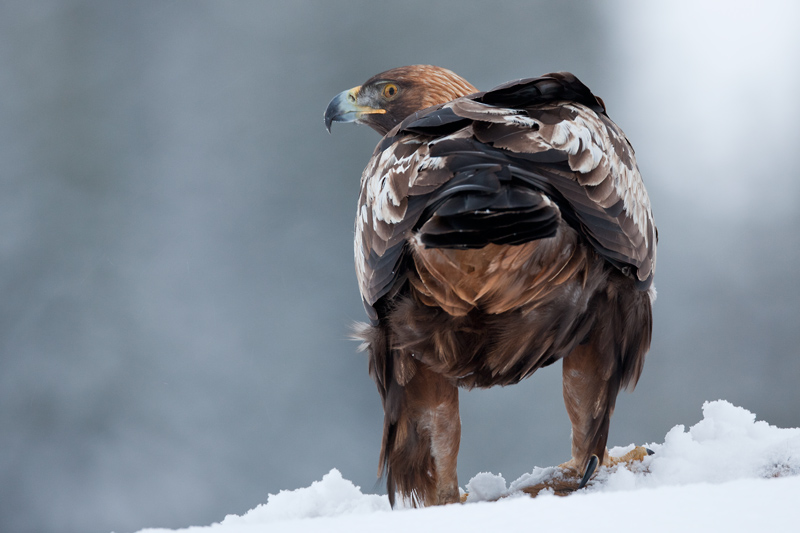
466,400,800,500
138,401,800,533
221,469,388,525
629,399,800,484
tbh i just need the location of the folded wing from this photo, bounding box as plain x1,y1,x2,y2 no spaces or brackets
355,72,656,321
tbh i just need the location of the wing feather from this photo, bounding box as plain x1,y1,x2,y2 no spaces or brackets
355,73,657,318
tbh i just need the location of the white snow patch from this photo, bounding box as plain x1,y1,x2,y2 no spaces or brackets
464,471,507,502
223,469,389,524
138,401,800,533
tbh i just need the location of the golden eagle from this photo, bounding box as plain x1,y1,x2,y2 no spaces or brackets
324,65,656,506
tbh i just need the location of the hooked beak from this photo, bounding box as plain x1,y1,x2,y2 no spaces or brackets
324,85,386,133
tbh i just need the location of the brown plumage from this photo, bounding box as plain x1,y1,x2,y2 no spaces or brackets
325,65,657,507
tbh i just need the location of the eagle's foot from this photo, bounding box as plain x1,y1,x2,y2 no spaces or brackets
435,486,461,506
520,446,652,498
605,445,653,467
460,446,653,502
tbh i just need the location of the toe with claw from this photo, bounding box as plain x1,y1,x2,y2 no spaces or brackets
577,454,599,490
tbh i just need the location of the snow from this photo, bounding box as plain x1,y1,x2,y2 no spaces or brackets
137,401,800,533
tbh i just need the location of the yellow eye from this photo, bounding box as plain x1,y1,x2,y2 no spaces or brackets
382,83,399,99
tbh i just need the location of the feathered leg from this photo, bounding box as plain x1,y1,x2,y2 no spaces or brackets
561,276,651,481
382,362,461,506
560,342,620,476
361,321,461,507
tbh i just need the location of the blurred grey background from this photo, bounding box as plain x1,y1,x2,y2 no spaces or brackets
1,1,798,532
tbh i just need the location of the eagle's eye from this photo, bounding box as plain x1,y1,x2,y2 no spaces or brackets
382,83,399,99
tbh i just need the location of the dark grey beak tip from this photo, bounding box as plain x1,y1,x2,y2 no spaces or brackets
324,92,344,134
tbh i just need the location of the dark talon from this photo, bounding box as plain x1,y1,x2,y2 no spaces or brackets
645,448,655,455
578,455,599,490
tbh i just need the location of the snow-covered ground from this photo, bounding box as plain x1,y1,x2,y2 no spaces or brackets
138,401,800,533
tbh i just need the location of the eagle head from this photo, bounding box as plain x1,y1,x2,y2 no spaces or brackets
324,65,478,136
